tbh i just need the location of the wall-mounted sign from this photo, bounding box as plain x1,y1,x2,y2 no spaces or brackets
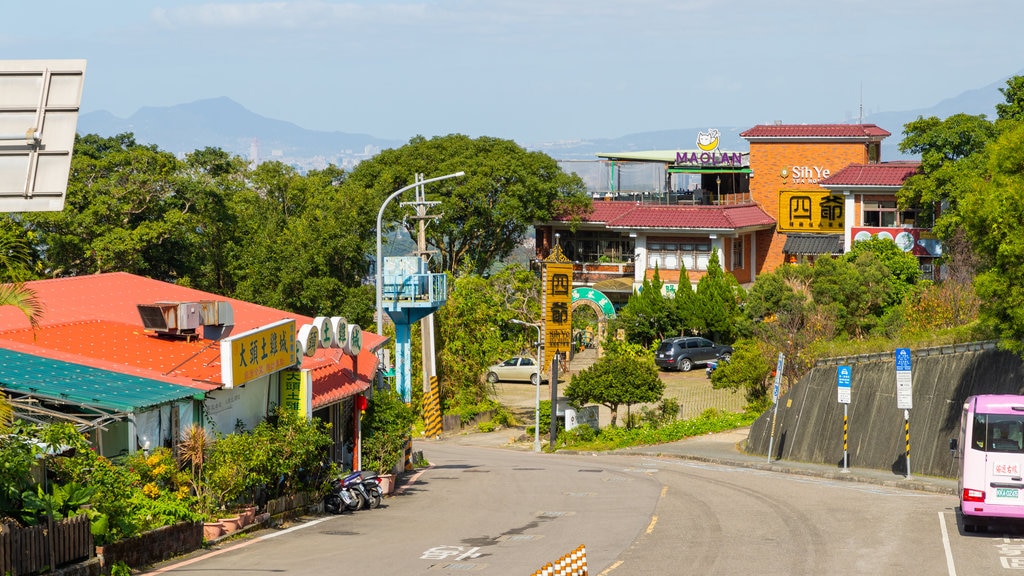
777,190,844,233
344,323,363,356
852,227,941,257
781,165,832,185
280,368,312,420
220,319,296,389
296,324,319,357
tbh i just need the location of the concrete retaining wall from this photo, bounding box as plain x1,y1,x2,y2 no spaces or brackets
745,341,1024,478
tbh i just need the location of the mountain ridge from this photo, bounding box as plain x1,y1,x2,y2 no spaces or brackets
77,73,1018,166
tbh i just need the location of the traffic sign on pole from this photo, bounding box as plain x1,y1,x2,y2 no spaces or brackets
895,348,912,410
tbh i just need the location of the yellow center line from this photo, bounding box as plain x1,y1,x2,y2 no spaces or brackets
646,515,658,534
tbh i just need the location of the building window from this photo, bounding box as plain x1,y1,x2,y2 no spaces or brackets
648,240,712,271
731,237,744,270
862,200,898,227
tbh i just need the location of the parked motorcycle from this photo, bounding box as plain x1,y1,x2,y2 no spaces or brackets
357,471,384,509
324,474,360,514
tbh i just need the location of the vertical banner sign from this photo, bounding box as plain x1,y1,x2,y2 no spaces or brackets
280,368,311,420
895,347,913,477
767,352,785,463
837,365,851,471
542,244,573,367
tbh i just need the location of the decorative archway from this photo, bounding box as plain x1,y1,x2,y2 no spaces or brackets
571,287,616,357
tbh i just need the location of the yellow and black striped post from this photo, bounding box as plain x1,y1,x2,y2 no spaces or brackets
423,376,443,438
904,409,911,479
842,407,849,471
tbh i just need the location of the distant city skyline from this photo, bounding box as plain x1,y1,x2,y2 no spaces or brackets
10,1,1019,146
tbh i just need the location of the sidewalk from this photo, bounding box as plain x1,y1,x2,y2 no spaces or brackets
425,426,958,496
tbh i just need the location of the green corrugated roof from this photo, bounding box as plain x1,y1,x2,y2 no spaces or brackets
0,349,204,413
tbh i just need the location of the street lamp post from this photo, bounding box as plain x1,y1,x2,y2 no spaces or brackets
510,318,542,453
376,171,465,335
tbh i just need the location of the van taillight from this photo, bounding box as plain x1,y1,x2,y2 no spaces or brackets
963,488,986,502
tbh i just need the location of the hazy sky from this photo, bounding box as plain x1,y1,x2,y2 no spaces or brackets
2,1,1021,145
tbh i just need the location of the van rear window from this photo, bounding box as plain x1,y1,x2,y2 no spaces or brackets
972,413,1024,453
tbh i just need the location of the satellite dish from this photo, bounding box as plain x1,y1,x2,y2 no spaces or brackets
0,59,86,212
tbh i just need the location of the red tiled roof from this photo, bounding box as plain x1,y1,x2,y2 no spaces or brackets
570,201,640,224
555,203,775,231
0,272,384,403
819,162,921,188
740,124,891,140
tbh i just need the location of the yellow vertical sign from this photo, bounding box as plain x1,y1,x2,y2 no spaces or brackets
543,245,573,367
280,368,310,420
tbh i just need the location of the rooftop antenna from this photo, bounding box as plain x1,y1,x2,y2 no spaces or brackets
859,82,864,124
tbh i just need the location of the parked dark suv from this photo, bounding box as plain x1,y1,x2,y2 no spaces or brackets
654,336,732,372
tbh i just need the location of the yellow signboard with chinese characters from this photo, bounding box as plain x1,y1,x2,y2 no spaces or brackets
543,245,573,367
220,319,296,388
279,368,311,420
777,190,844,233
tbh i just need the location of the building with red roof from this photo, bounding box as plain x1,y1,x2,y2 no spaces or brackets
535,123,931,316
0,272,384,463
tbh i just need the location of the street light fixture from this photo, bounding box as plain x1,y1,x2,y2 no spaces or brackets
376,171,465,336
510,318,543,453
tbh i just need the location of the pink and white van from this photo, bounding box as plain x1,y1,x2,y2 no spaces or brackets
953,395,1024,532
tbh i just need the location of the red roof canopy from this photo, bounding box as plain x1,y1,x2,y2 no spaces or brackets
820,162,921,188
740,123,891,140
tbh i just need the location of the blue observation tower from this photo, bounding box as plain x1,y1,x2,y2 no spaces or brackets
381,256,447,402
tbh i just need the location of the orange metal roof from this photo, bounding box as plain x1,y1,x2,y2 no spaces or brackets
0,273,384,407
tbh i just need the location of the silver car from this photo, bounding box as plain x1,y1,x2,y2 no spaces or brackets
485,356,547,384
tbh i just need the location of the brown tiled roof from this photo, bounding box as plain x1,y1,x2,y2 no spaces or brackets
740,124,891,139
0,272,380,406
820,162,921,188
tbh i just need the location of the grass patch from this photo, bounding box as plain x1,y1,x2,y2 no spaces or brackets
553,408,757,452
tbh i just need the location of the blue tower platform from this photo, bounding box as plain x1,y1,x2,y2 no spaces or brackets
381,256,447,402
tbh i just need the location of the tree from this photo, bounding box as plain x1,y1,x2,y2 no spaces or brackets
564,342,663,427
341,134,590,276
709,338,773,411
694,250,744,343
961,122,1024,353
613,267,675,346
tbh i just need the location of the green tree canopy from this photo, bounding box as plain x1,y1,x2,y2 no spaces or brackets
564,342,663,427
341,134,590,276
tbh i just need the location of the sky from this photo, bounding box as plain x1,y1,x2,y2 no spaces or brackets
2,1,1022,145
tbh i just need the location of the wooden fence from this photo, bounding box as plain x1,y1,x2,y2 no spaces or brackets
0,515,93,576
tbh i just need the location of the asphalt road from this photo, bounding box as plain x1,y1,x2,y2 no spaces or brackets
143,437,1018,576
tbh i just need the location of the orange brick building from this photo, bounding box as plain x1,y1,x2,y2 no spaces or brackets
740,123,888,272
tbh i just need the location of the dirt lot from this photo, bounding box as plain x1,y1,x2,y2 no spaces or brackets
491,352,746,427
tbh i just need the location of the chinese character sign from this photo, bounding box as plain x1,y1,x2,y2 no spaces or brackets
544,261,573,366
279,368,311,420
777,190,844,233
220,319,297,388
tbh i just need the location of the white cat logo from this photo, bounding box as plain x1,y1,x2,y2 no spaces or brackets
696,129,720,152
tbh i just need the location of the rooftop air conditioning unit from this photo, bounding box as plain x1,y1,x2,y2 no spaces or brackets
199,300,234,326
136,302,202,338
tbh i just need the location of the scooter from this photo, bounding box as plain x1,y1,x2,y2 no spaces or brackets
324,474,360,514
706,354,728,379
343,470,383,510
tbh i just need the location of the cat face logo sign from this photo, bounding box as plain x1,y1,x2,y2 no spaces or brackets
696,128,720,152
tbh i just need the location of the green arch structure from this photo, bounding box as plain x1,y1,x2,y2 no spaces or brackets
572,287,616,318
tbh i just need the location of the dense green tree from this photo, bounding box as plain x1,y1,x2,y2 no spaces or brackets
436,265,542,407
23,133,194,279
564,341,663,427
694,250,744,343
961,122,1024,353
613,267,675,346
709,338,773,410
340,134,590,276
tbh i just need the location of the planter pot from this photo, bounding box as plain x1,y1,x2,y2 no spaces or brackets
238,506,256,527
378,474,396,495
203,522,224,541
218,516,241,534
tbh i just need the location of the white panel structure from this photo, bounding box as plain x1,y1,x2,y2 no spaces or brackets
0,59,86,212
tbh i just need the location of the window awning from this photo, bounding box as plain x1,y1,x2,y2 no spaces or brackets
783,233,845,255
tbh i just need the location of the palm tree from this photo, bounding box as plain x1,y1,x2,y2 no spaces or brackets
0,282,42,430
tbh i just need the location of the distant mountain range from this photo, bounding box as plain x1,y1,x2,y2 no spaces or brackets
77,73,1017,168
